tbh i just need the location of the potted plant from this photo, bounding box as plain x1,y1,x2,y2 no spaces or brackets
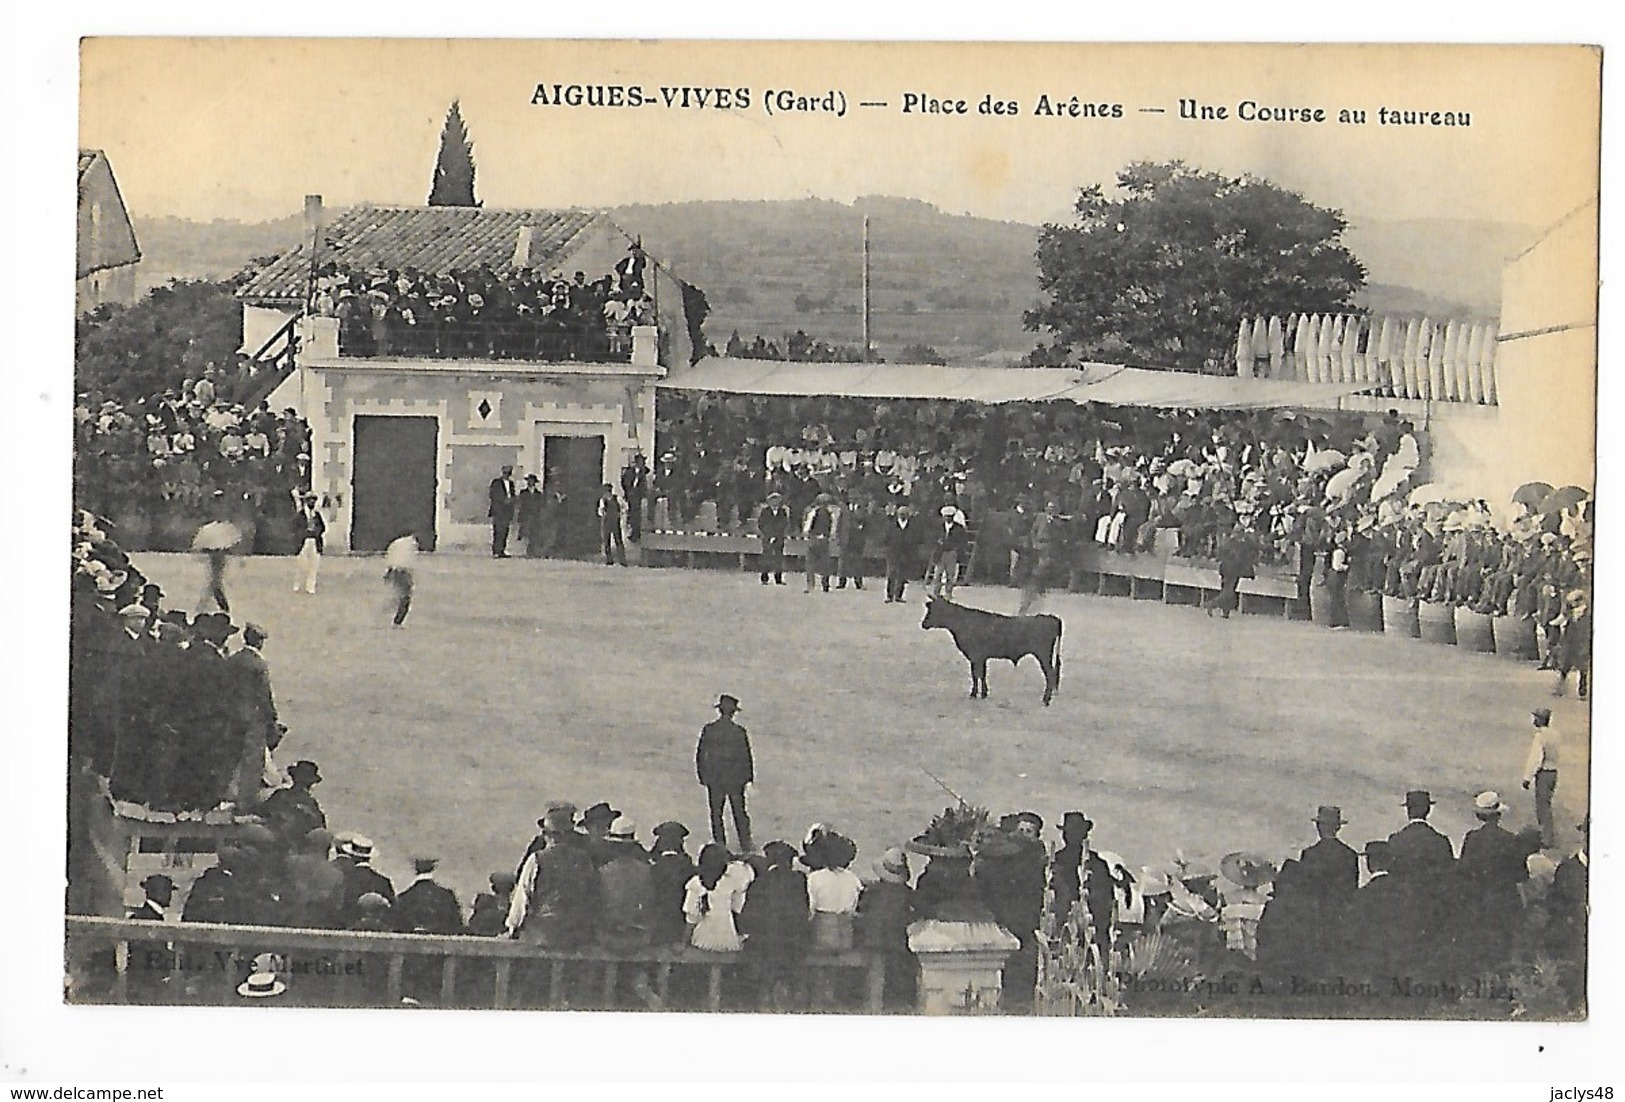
1381,558,1420,639
1417,566,1458,645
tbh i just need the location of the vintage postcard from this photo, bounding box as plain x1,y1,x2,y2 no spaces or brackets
64,38,1598,1031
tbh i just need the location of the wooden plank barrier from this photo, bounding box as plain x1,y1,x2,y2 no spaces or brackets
66,915,886,1013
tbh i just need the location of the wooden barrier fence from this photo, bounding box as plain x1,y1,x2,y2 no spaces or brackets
66,914,887,1012
639,533,1306,617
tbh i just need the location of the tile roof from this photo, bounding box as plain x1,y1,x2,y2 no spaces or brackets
237,205,607,301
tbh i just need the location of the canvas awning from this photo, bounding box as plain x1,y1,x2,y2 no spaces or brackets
658,357,1378,410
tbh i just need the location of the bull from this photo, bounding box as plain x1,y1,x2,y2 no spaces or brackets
921,597,1062,705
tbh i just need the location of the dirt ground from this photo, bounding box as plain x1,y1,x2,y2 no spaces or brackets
128,551,1592,906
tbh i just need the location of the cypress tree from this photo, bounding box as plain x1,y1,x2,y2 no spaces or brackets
428,101,479,207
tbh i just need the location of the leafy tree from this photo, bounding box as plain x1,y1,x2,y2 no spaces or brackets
428,101,479,207
74,279,243,402
1026,161,1366,373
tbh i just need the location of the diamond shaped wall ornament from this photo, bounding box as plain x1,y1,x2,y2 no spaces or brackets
467,390,502,429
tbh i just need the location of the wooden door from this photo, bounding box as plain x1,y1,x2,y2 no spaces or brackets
351,415,438,552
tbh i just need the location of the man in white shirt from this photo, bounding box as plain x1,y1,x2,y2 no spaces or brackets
1522,707,1560,848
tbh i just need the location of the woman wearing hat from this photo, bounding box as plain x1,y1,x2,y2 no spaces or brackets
1217,852,1275,960
684,843,749,953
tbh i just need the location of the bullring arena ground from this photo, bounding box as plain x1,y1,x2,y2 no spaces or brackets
133,551,1592,905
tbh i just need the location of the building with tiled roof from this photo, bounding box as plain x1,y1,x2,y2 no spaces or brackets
76,150,142,314
238,205,604,303
244,197,696,555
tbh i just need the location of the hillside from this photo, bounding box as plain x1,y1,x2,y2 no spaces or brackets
1342,217,1538,319
128,200,1536,364
611,196,1040,363
131,214,305,296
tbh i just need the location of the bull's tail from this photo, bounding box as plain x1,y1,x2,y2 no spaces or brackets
1051,617,1063,694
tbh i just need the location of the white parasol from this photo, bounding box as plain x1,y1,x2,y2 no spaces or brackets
384,535,420,569
191,520,243,552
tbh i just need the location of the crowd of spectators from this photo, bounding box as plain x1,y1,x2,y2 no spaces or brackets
70,503,1588,1016
70,511,284,813
650,393,1415,556
310,251,654,362
72,376,311,537
720,329,869,363
649,394,1592,679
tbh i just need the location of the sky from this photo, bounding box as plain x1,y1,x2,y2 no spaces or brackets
80,39,1599,231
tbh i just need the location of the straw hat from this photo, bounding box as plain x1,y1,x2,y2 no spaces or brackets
875,847,911,884
1219,852,1276,889
237,971,287,999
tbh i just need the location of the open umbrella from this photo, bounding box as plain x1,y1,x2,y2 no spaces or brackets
1539,485,1589,514
1407,483,1458,506
1512,481,1555,508
191,520,242,552
1304,448,1347,473
384,534,420,569
1324,466,1367,502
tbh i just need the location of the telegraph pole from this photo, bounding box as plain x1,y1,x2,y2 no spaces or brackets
861,215,872,361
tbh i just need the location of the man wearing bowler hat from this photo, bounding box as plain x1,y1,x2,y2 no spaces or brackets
1386,789,1455,877
696,694,754,850
1522,707,1561,848
1296,805,1359,909
260,759,327,840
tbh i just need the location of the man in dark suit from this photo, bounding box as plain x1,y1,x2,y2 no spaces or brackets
1049,811,1116,959
260,759,327,840
393,857,464,935
696,694,754,850
882,504,922,604
1335,840,1410,979
755,493,792,585
517,474,546,557
1386,789,1455,876
128,874,178,1001
1384,788,1455,963
488,466,518,558
620,452,649,543
333,835,397,926
130,874,175,922
1457,790,1531,968
227,623,278,806
1297,804,1360,908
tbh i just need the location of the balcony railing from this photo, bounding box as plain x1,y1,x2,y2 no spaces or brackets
66,914,888,1012
336,316,636,364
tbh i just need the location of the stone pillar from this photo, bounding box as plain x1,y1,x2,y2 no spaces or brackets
631,325,658,367
300,315,339,360
906,919,1021,1014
